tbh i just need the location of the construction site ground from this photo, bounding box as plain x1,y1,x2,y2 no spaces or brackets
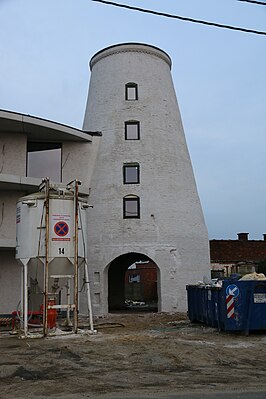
0,312,266,399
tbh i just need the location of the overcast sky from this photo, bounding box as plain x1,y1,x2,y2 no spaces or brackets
0,0,265,239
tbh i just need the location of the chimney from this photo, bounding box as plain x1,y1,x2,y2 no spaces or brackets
237,232,249,241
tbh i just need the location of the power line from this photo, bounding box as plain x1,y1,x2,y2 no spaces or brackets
91,0,266,36
237,0,266,5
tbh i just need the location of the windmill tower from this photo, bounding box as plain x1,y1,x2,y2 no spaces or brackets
82,43,210,315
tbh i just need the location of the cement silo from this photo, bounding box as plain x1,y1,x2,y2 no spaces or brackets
82,43,210,315
16,179,94,337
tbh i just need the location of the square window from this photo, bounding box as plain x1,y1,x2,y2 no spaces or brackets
123,197,140,219
125,83,138,100
27,142,62,182
123,164,140,184
125,122,140,140
129,274,140,283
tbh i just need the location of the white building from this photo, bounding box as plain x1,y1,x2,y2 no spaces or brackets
0,43,210,317
81,43,210,315
0,109,100,314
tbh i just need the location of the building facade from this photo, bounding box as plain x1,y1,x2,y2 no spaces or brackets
210,232,266,276
0,110,100,314
0,43,211,317
81,43,210,315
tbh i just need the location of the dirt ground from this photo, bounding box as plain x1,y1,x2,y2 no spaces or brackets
0,312,266,398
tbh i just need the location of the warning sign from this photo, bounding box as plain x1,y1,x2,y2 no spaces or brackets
54,221,69,237
51,214,71,242
226,284,240,298
16,207,21,224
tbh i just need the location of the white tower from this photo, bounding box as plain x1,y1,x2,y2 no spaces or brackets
82,43,210,315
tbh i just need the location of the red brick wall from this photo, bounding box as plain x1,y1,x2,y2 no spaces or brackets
210,240,266,263
125,262,157,302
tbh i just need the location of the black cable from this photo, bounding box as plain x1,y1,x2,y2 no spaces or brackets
237,0,266,5
91,0,266,36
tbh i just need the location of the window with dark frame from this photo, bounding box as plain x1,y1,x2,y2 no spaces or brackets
123,163,140,184
123,196,140,219
125,121,140,140
125,83,138,101
27,142,62,182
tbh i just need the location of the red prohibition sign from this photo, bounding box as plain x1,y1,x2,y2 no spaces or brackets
54,221,69,237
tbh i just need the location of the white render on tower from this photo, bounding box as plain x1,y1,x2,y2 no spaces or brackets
82,43,210,315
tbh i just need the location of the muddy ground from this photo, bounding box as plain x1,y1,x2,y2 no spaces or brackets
0,312,266,398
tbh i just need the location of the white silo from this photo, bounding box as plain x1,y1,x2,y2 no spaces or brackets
16,179,94,336
82,43,210,315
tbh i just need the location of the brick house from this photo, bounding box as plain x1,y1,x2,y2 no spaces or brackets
125,261,158,307
210,233,266,276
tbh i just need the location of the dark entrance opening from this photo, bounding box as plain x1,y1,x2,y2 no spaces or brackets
108,252,158,312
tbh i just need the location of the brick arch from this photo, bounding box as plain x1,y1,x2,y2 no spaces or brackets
106,252,159,312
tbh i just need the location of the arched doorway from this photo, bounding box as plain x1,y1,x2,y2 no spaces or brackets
108,252,159,312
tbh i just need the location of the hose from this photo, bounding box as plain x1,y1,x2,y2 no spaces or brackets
15,300,43,328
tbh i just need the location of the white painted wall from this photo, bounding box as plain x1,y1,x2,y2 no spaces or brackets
0,130,97,314
0,132,26,314
0,250,20,314
82,43,210,315
62,138,101,190
0,191,23,244
0,133,27,176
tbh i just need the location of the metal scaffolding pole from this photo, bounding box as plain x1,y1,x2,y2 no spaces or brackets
23,262,28,336
84,261,95,332
73,179,79,333
43,178,50,337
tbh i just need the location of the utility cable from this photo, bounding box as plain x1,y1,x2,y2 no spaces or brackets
91,0,266,36
237,0,266,5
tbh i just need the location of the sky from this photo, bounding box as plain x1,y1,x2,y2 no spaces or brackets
0,0,265,240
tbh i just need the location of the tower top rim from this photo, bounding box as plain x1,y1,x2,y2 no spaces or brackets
89,43,172,70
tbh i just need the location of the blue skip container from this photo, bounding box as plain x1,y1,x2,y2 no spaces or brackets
186,280,266,334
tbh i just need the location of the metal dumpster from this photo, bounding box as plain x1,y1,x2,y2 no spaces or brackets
186,280,266,334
